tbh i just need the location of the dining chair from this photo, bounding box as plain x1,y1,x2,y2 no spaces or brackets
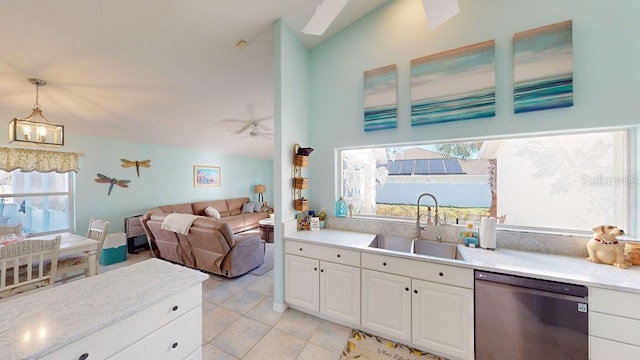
0,223,22,236
56,219,109,282
0,236,62,302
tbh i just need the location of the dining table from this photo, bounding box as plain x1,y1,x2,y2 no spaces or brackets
32,232,101,276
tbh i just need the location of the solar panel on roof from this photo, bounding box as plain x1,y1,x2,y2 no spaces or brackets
414,159,429,174
443,159,464,174
398,160,415,175
428,159,445,174
387,161,402,175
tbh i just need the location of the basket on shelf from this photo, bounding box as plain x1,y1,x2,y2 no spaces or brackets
294,154,309,167
293,177,308,189
294,199,309,212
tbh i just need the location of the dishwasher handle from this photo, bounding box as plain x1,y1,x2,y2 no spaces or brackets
475,270,588,298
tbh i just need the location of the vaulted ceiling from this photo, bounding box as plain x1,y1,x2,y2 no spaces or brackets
0,0,387,159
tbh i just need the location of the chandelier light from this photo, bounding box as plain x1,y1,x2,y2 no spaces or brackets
9,78,64,147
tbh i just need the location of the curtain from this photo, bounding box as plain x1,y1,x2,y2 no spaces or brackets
0,147,79,173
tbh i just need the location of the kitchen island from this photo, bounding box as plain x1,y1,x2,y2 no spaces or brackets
0,258,208,360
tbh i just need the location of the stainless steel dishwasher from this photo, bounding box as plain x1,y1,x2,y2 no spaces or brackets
474,270,588,360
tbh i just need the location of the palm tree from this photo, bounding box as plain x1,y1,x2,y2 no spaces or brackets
434,141,497,218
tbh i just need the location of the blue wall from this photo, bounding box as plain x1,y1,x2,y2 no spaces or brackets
377,183,491,208
302,0,640,217
31,134,275,235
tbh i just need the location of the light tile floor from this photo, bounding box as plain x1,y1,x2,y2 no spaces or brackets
101,250,351,360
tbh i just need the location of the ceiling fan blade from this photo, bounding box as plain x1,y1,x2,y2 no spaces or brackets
303,0,349,36
257,133,273,140
222,119,252,123
253,115,273,124
235,123,254,134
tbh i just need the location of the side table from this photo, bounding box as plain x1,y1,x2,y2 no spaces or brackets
258,218,274,243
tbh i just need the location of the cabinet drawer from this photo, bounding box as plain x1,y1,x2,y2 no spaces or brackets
42,284,202,360
285,241,360,266
590,312,640,347
590,288,640,320
362,252,472,289
590,336,640,359
110,306,202,359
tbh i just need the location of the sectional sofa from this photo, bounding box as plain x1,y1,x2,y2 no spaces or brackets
141,197,268,277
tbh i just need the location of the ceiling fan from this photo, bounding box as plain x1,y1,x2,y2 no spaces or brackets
239,123,273,140
302,0,459,36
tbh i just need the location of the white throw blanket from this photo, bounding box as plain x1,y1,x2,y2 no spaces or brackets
161,214,203,235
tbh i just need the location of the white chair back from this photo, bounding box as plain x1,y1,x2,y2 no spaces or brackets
0,236,61,301
87,219,109,266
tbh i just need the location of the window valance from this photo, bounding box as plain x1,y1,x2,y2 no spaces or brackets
0,147,79,173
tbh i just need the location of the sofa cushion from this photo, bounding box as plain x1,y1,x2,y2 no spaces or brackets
226,198,248,216
192,200,229,217
159,203,194,215
253,202,263,212
204,206,221,220
241,203,255,214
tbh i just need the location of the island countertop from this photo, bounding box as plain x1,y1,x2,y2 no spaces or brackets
284,229,640,294
0,258,208,360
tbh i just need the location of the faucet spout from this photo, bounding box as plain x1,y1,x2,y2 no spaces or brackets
416,193,439,239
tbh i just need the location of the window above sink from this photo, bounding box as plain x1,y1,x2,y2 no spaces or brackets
340,128,635,237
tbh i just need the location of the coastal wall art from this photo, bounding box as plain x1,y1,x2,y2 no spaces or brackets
363,64,398,131
193,165,220,187
513,20,573,113
410,40,496,126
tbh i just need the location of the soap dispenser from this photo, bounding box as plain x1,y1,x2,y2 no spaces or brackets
335,197,347,218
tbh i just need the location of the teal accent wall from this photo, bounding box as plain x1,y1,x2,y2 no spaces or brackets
273,19,310,307
66,135,273,235
303,0,640,214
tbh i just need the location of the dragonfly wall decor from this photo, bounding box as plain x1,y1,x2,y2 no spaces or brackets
95,173,130,195
121,159,151,177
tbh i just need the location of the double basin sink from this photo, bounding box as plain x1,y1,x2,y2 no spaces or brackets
368,235,465,261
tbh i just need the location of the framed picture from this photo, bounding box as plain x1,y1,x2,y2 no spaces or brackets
193,165,220,187
364,64,397,132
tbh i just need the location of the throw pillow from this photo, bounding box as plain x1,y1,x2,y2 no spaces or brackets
204,206,221,220
254,202,263,212
241,202,255,214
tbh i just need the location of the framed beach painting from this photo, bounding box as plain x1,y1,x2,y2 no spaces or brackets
410,40,496,127
513,20,573,113
193,165,220,187
364,64,397,132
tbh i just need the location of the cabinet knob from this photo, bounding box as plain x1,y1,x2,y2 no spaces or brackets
79,353,89,360
405,287,409,292
172,305,179,312
439,272,444,277
299,248,303,251
414,289,418,294
337,254,341,258
314,267,317,271
320,269,324,272
172,342,178,349
383,262,387,266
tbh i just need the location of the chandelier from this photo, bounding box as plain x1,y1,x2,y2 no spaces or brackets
9,78,64,147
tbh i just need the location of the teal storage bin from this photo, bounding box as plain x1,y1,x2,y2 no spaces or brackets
100,232,127,266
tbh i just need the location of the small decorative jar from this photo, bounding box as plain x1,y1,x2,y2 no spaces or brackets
624,243,640,265
335,197,347,218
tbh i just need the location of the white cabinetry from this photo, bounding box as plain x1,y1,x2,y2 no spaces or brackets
361,269,411,342
361,252,474,360
589,287,640,359
284,240,361,327
42,284,202,360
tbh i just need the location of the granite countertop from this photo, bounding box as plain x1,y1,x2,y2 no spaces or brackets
285,229,640,294
0,258,208,360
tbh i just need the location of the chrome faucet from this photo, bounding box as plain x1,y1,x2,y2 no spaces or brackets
416,193,439,239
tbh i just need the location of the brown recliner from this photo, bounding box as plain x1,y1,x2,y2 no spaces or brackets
141,212,265,278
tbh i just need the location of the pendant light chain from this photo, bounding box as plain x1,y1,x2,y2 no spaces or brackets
34,83,40,109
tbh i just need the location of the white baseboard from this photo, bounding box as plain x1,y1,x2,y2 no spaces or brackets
272,301,288,313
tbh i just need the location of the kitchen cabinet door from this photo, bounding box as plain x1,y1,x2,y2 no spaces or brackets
285,254,319,312
361,269,411,343
412,279,474,360
320,261,360,326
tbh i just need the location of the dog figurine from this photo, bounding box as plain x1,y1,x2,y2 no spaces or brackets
586,225,631,269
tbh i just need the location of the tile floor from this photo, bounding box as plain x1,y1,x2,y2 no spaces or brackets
101,250,351,360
